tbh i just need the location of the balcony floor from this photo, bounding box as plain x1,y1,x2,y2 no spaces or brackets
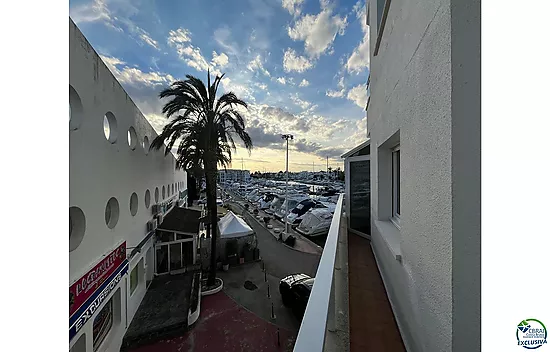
348,233,406,351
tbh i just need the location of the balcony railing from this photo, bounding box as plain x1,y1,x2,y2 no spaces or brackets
293,193,347,352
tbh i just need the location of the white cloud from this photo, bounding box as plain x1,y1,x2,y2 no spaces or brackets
283,48,313,72
346,1,370,74
70,0,123,32
346,83,369,107
287,3,348,58
338,76,345,89
276,77,287,85
168,28,229,73
247,55,271,77
140,32,160,50
221,77,256,102
326,88,345,98
290,94,312,110
100,55,174,86
167,28,192,45
212,51,229,67
299,79,310,87
256,83,268,90
282,0,305,17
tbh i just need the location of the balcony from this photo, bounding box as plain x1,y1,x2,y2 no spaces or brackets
293,194,405,351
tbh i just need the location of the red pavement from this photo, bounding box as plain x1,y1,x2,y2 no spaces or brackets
129,292,297,352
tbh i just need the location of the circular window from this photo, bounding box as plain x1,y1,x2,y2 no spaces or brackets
130,192,138,216
145,189,151,208
69,85,84,131
69,206,86,251
162,186,166,199
143,136,150,155
103,112,118,143
155,187,159,203
128,127,137,150
105,197,120,229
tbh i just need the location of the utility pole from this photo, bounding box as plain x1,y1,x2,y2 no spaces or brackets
281,134,294,236
326,156,329,182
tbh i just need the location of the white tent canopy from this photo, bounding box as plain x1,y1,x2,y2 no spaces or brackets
219,211,254,238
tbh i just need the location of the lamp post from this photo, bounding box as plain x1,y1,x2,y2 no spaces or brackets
281,134,293,237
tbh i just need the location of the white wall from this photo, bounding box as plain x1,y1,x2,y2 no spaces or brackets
368,0,452,351
69,17,186,352
367,0,480,351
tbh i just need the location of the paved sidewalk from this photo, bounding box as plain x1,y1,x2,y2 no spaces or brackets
129,291,297,352
230,201,322,255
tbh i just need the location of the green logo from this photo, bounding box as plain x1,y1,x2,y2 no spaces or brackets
517,319,547,349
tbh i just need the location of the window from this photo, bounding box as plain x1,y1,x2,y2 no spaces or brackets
93,299,113,351
391,146,401,225
129,265,139,295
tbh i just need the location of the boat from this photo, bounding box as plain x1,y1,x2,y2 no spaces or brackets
258,193,277,210
266,195,285,215
274,194,310,221
285,199,320,226
295,208,334,237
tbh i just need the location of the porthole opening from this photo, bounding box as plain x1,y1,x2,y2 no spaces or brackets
69,206,86,252
69,85,84,131
145,189,151,208
130,192,138,216
162,186,166,199
143,136,150,155
103,112,118,143
155,187,159,203
105,197,120,229
128,127,137,150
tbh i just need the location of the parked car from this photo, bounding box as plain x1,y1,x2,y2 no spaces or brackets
279,273,315,317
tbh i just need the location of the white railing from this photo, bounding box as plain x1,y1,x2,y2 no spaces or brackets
293,193,344,352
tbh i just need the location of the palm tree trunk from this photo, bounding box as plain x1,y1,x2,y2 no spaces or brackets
204,156,218,286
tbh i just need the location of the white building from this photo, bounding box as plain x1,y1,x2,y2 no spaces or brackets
217,169,250,184
293,0,480,351
69,18,189,352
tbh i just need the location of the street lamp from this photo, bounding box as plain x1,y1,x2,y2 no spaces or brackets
281,134,294,237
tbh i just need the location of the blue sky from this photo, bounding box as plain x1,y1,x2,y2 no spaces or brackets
70,0,370,172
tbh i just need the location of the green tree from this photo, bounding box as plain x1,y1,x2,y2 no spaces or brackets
150,71,253,286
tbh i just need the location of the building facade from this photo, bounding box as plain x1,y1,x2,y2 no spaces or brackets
366,0,480,351
69,18,188,352
217,169,251,184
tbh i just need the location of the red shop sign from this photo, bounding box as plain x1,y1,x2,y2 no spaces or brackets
69,242,126,318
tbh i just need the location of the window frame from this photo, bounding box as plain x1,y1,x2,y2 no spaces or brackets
391,145,401,228
129,264,139,296
374,0,392,56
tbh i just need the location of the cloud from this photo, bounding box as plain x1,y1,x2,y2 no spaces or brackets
69,0,121,31
256,82,268,90
212,51,229,67
299,79,310,87
346,1,370,74
326,88,345,98
281,0,305,17
247,55,271,77
290,94,312,110
139,32,160,50
276,77,287,85
167,28,192,45
282,48,313,72
287,2,348,58
100,55,174,86
168,28,230,73
346,83,369,108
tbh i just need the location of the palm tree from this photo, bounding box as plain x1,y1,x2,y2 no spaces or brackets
150,71,253,286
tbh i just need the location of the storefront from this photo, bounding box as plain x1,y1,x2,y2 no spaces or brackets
153,207,202,275
69,242,128,352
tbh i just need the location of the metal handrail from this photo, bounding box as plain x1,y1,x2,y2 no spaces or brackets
293,193,344,352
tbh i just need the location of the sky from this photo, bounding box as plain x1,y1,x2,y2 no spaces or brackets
70,0,370,172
